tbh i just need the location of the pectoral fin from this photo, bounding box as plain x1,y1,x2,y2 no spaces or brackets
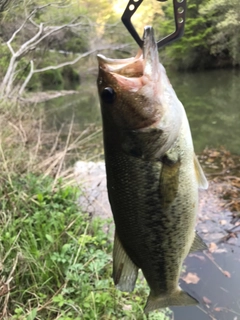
159,152,181,209
194,154,208,189
113,231,138,292
189,232,208,253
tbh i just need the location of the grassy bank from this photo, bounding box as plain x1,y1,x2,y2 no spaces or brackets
0,102,172,319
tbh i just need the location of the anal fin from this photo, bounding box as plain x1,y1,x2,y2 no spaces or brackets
144,288,198,314
113,231,138,292
189,232,208,253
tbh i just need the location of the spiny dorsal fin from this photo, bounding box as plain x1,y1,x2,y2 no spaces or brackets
189,232,208,253
113,231,138,292
194,154,208,190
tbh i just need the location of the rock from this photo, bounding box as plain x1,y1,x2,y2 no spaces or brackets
74,161,112,220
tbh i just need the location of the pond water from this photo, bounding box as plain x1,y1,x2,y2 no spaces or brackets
44,68,240,320
44,68,240,156
172,243,240,320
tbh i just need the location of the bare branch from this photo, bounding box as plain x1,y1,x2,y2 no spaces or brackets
18,23,44,57
7,8,38,45
27,21,87,51
29,17,39,28
6,40,15,56
6,4,92,57
34,50,97,74
20,3,63,33
0,0,130,99
16,44,128,97
18,60,34,96
24,3,51,27
24,1,72,22
0,0,14,12
28,13,89,32
50,2,72,9
33,45,128,74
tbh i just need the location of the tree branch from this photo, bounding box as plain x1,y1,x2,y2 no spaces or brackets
17,44,128,97
18,60,34,96
0,0,130,99
0,0,13,12
25,2,73,28
33,50,97,74
18,23,44,57
7,8,38,45
26,20,88,51
33,45,128,74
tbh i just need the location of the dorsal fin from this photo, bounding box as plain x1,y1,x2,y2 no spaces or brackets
194,154,208,190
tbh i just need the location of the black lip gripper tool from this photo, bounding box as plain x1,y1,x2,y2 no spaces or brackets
121,0,187,49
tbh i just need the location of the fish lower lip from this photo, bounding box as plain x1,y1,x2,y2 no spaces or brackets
143,26,157,58
142,26,159,80
143,26,155,42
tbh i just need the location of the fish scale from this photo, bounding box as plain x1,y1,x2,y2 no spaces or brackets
104,134,195,294
97,26,208,313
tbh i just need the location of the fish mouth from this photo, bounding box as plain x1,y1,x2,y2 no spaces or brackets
97,26,159,89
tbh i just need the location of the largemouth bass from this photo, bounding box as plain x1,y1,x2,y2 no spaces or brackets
97,26,208,313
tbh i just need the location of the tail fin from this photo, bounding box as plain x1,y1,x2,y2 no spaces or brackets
144,288,198,314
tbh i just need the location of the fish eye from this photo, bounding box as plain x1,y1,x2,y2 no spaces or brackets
101,87,116,103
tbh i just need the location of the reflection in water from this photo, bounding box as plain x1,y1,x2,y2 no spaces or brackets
170,69,240,154
44,68,240,155
172,244,240,320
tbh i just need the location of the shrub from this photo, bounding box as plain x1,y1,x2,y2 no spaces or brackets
0,174,172,319
39,69,64,90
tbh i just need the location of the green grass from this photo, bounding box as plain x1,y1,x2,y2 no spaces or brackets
0,174,172,320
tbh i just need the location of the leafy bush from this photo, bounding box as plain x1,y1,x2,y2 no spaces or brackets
156,0,214,70
200,0,240,66
0,174,172,319
64,31,89,53
61,66,80,90
0,43,11,77
39,69,64,91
